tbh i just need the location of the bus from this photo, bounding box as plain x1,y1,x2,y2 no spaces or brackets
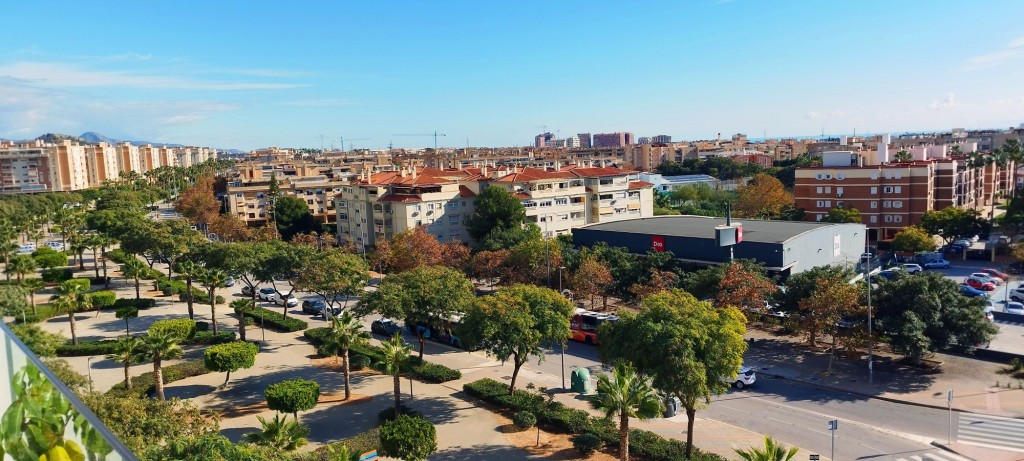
569,308,618,345
407,314,467,349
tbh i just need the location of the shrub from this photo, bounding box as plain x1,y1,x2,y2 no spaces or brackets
305,328,460,382
1011,357,1024,372
413,361,462,383
204,341,259,383
265,379,320,416
112,298,156,309
239,306,308,332
306,428,379,461
195,321,209,332
379,415,436,461
185,331,236,345
572,433,603,456
106,360,211,398
542,407,591,434
377,405,421,423
105,249,130,264
512,411,536,429
88,290,117,309
10,323,65,357
41,268,73,283
350,354,370,371
56,339,120,357
149,318,197,340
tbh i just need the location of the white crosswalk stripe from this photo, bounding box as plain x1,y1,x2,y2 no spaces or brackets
893,450,972,461
957,412,1024,453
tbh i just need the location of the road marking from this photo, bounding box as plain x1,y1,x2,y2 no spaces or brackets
744,395,935,445
857,442,885,454
765,416,793,426
718,404,749,414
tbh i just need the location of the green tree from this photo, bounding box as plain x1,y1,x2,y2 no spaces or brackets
244,414,309,452
776,265,853,340
9,323,64,357
264,379,320,419
920,207,990,246
5,254,37,283
873,272,997,363
204,341,259,387
21,278,45,316
253,241,316,317
121,257,147,300
106,336,145,392
381,334,412,419
591,362,663,461
379,415,437,461
175,259,202,320
32,246,68,270
115,305,139,336
274,195,321,241
0,285,29,323
891,225,937,254
294,249,369,312
357,265,474,359
799,273,861,373
734,436,799,461
894,149,912,162
465,186,527,246
599,289,747,459
823,206,861,223
734,174,793,219
202,241,268,336
81,393,219,456
318,311,371,400
50,280,91,345
458,284,575,394
197,268,228,334
142,329,184,401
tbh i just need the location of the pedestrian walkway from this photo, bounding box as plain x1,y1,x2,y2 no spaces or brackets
957,412,1024,453
891,451,971,461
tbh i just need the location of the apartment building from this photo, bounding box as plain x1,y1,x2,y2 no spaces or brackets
116,143,143,175
489,167,587,237
577,166,654,224
225,162,350,226
0,142,51,194
49,141,91,192
593,132,634,148
85,142,121,185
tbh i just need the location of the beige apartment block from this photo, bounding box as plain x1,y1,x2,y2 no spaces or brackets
578,167,655,225
489,167,587,237
137,145,162,172
116,143,143,175
49,141,91,192
85,142,121,186
226,162,348,226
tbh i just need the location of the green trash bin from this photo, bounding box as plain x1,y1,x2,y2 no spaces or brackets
570,368,591,394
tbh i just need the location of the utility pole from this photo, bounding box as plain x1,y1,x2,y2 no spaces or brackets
866,247,874,385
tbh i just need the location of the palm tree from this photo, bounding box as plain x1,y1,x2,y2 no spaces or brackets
121,257,147,300
69,234,88,271
319,311,370,400
142,329,183,400
0,240,20,282
21,279,45,316
50,281,91,345
380,334,412,418
5,254,37,283
230,298,253,341
84,234,103,278
893,149,912,163
197,268,227,334
734,436,799,461
94,234,116,288
243,414,309,451
106,336,145,392
590,362,664,461
175,260,201,320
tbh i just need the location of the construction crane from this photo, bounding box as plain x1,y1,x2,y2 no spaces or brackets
392,131,447,150
335,136,371,152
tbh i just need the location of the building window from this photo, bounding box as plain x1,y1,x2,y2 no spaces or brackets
884,215,893,223
870,201,878,209
555,198,568,206
448,214,460,224
816,187,823,194
883,186,893,193
415,220,422,227
816,173,824,180
894,215,903,223
540,200,552,207
883,201,891,208
895,173,902,179
837,173,845,180
893,201,902,208
816,214,824,222
870,215,878,223
836,201,844,208
894,186,902,193
446,202,458,210
836,187,844,196
461,200,467,207
825,200,831,208
871,172,878,180
816,200,825,208
571,196,584,204
825,187,832,194
870,187,878,194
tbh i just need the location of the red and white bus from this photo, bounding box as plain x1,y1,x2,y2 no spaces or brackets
569,308,619,345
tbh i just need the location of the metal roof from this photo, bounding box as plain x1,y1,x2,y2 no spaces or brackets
576,215,850,244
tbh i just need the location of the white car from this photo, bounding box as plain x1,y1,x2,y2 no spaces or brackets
1006,302,1024,315
984,305,995,322
1010,287,1024,302
923,259,950,269
970,273,1003,286
45,241,65,251
900,264,923,274
721,365,757,389
273,292,299,307
257,287,277,301
15,243,35,255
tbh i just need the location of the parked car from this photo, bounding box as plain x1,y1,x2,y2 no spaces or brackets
721,366,757,389
15,243,35,255
302,299,326,315
257,287,277,301
1005,302,1024,315
984,306,995,322
272,292,299,307
1009,286,1024,302
900,263,923,274
969,273,1003,286
371,318,403,337
959,284,990,299
965,277,996,291
241,285,255,297
45,241,65,251
979,268,1010,282
923,259,950,269
224,277,235,287
872,270,898,282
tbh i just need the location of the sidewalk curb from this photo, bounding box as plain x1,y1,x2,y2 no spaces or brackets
759,372,972,414
931,441,976,461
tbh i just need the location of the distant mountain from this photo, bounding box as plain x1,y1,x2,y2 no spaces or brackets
79,132,120,144
36,133,85,144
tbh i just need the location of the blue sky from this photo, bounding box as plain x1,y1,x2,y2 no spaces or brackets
2,1,1024,150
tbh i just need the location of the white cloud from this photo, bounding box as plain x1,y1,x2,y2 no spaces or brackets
0,61,305,91
928,92,959,109
962,36,1024,71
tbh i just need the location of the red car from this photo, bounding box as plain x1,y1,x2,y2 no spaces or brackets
980,268,1010,281
965,277,996,291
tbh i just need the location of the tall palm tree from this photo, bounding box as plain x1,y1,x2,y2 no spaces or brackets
50,281,91,345
5,254,37,283
175,260,201,320
84,233,103,278
590,362,663,461
121,257,147,300
381,334,412,418
142,330,183,400
197,268,227,334
734,436,799,461
21,279,45,316
94,234,116,288
106,336,145,392
319,311,371,400
229,298,252,341
243,414,309,451
69,234,88,271
0,240,19,282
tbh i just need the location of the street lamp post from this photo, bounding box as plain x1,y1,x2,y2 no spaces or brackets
558,265,567,389
86,356,95,393
865,247,874,385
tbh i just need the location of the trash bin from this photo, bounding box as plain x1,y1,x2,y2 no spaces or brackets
570,368,591,394
663,397,678,418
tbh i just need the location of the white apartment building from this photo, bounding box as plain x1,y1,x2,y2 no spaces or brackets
489,167,587,237
226,162,349,225
576,167,654,224
0,142,51,194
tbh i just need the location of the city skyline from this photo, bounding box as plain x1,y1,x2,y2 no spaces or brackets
2,1,1024,150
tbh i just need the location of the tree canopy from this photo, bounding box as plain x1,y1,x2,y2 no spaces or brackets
465,186,527,245
823,206,862,223
891,226,937,254
294,249,369,311
733,174,793,219
274,196,322,241
920,207,990,245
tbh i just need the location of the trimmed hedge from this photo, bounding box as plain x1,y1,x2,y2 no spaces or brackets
88,290,117,309
56,339,119,357
106,360,211,398
186,331,235,345
572,433,602,455
42,268,73,283
149,318,197,340
105,249,130,264
265,379,320,415
513,411,537,429
112,298,157,309
304,328,461,383
463,378,728,461
239,306,308,332
350,354,370,371
303,428,379,461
